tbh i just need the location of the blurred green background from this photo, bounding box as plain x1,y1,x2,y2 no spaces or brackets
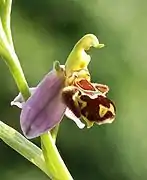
1,0,147,179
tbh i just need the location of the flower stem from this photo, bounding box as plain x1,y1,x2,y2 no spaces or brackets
1,0,14,47
51,124,60,144
3,48,30,100
41,133,73,180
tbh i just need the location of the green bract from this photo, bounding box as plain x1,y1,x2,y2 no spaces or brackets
0,0,14,57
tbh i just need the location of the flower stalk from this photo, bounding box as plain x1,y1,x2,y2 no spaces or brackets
0,0,13,47
41,133,73,180
51,124,60,144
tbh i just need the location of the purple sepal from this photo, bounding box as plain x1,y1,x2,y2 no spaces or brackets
20,70,66,139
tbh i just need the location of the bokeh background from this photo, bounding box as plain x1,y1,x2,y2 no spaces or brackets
0,0,147,179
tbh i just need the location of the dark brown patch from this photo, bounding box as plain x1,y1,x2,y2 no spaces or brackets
62,87,81,118
80,95,116,122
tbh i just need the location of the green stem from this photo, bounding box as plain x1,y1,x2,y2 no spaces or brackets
0,16,30,100
1,0,14,47
50,124,60,144
3,47,30,100
41,133,73,180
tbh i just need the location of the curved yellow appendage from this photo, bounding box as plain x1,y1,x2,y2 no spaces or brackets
81,116,94,128
65,34,104,77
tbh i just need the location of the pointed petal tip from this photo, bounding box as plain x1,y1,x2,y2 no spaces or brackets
20,120,47,139
20,113,53,139
10,92,24,108
10,87,36,109
96,43,105,49
78,34,103,49
11,100,23,109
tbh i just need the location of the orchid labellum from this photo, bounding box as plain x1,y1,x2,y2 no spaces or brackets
11,34,116,139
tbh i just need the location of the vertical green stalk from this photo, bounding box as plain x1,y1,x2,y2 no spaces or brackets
41,133,73,180
2,46,30,100
1,0,14,47
51,124,60,144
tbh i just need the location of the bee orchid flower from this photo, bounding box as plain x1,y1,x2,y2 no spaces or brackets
11,34,116,139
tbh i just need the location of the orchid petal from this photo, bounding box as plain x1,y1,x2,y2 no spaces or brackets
65,108,85,129
20,69,66,139
11,88,36,108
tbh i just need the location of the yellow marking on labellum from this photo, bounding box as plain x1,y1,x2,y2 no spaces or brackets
99,104,108,118
82,115,94,128
72,90,79,103
109,103,115,116
78,97,87,110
